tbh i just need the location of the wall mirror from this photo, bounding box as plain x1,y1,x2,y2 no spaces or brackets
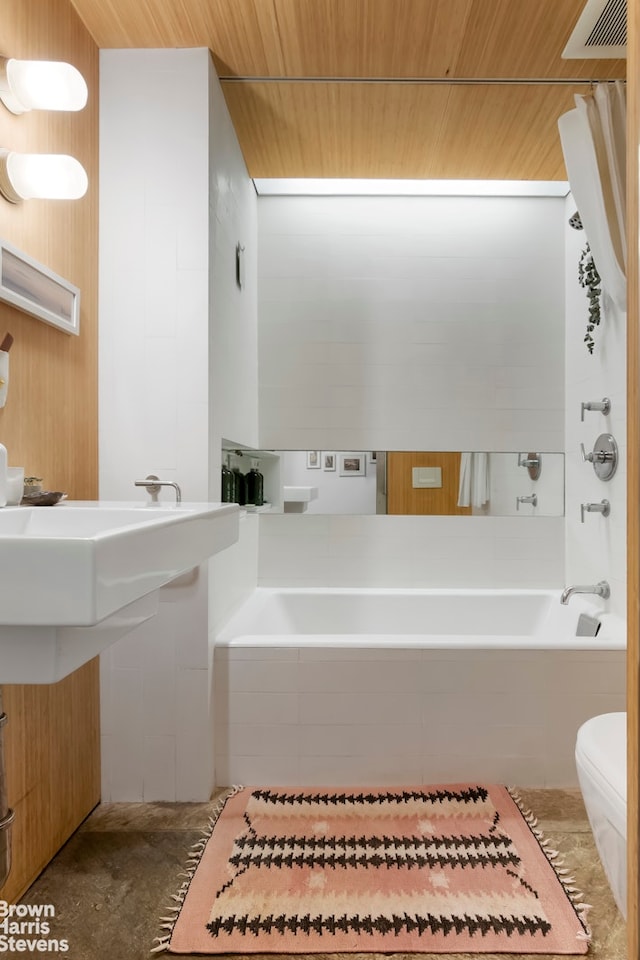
223,447,564,517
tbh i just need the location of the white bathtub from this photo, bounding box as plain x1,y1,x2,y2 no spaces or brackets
216,587,625,649
214,588,626,788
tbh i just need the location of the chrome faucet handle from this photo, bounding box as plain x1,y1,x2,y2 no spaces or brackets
579,443,594,463
516,494,537,510
580,397,611,422
580,499,611,523
517,452,542,481
134,474,182,503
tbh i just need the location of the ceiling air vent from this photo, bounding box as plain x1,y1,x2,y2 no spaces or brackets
562,0,626,58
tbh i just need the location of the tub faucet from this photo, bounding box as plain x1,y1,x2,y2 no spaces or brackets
560,580,610,605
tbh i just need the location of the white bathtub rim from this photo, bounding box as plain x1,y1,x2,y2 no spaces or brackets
247,586,559,598
215,632,624,651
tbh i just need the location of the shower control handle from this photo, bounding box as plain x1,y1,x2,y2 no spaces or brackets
580,499,610,523
580,443,610,464
516,494,537,510
581,397,611,422
580,434,618,481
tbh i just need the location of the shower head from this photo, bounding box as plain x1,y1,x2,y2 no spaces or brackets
569,211,584,230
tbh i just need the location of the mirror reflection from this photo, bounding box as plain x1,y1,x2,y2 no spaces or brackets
222,448,564,517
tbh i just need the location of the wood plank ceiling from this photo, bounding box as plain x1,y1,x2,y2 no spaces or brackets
69,0,626,180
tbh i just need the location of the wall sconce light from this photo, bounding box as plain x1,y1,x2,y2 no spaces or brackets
0,150,88,202
0,57,87,115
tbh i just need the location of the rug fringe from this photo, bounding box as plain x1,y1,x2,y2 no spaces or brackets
151,784,244,955
507,786,593,947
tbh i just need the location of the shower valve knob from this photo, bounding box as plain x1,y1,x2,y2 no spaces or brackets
580,499,610,523
580,434,618,481
580,397,611,422
580,444,611,464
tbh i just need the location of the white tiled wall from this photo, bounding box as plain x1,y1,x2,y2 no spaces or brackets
256,195,566,588
208,74,259,467
215,645,625,787
209,513,259,637
258,196,565,452
99,49,211,503
99,49,258,801
564,194,626,619
258,514,564,587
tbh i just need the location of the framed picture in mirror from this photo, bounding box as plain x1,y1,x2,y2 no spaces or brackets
323,452,336,471
306,450,320,469
339,453,366,477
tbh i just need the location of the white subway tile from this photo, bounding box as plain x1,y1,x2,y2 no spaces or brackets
110,668,144,738
297,660,426,693
100,734,114,801
299,724,424,758
217,723,300,757
298,646,423,662
216,756,301,787
217,691,299,725
298,755,423,786
142,669,177,737
215,645,301,662
108,732,145,801
217,659,299,693
142,736,177,801
299,691,423,726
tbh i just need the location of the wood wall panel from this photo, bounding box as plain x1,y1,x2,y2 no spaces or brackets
0,0,98,498
0,0,100,902
0,661,101,903
387,452,471,516
219,81,580,180
627,0,638,951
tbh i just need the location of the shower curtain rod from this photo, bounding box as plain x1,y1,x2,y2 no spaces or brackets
220,76,623,85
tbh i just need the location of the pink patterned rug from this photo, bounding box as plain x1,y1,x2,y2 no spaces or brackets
156,784,590,955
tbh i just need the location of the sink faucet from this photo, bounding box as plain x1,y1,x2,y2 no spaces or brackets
134,474,182,504
560,580,610,605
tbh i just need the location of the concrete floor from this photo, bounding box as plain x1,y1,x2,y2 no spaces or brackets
16,788,626,960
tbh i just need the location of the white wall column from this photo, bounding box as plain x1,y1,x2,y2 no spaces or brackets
99,48,258,800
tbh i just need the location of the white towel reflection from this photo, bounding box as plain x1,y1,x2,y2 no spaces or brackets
457,452,490,509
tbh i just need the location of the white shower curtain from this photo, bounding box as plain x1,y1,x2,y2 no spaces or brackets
457,452,489,509
558,81,626,313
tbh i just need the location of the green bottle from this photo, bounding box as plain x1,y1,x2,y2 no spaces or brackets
245,459,264,506
232,465,246,505
221,456,235,502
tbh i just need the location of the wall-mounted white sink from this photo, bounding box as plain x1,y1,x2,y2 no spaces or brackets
0,500,239,684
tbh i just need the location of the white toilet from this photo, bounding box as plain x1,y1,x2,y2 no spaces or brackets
575,712,627,917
